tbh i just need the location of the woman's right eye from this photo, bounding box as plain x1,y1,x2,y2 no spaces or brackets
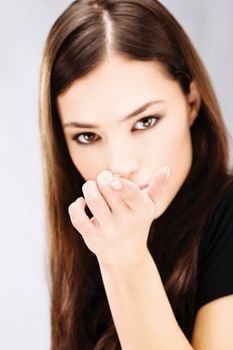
71,132,99,145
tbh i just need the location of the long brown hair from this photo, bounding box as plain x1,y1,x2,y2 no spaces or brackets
38,0,233,348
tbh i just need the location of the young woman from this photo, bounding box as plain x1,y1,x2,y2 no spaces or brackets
38,0,233,349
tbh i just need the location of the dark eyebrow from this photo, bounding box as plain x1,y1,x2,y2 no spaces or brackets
63,100,164,129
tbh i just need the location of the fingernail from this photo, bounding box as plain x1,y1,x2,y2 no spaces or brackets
97,170,113,184
156,166,170,180
109,180,123,190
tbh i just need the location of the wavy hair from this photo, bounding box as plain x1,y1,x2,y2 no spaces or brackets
38,0,233,348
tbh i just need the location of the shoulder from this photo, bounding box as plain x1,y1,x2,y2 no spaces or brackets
196,180,233,311
191,182,233,348
199,181,233,259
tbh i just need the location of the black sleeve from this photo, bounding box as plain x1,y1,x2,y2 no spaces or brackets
195,185,233,312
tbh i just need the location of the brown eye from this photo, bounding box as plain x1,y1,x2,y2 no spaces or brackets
133,116,160,130
71,132,99,145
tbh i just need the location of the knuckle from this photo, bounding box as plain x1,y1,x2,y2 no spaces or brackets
72,216,81,227
71,209,83,223
72,214,89,232
82,181,100,203
82,180,94,192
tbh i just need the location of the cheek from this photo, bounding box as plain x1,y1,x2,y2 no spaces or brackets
164,123,192,171
145,118,192,168
69,146,105,181
154,121,193,215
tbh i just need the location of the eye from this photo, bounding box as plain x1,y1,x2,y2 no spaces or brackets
71,132,99,145
132,115,160,131
71,115,161,145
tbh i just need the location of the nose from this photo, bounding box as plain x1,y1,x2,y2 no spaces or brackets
109,164,137,179
107,145,139,179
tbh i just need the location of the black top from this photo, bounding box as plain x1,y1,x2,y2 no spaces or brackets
195,182,233,312
92,181,233,346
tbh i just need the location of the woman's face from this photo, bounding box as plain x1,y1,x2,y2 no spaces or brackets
57,55,200,217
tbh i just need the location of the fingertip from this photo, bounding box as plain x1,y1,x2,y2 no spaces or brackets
109,179,123,190
68,197,84,214
76,197,86,206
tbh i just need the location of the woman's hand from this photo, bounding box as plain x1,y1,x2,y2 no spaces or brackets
68,166,170,267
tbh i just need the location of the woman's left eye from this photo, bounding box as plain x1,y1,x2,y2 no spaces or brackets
133,115,160,130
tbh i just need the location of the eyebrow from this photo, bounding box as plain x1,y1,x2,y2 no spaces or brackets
63,100,164,129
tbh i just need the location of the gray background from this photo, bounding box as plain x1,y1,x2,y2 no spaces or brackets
0,1,232,349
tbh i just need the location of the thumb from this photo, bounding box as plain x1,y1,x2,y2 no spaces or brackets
145,166,170,204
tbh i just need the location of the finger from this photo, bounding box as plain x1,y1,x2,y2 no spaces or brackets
108,176,149,212
97,170,129,215
82,180,113,226
68,197,96,235
145,166,170,204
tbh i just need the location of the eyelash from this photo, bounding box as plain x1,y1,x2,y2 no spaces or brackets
71,115,161,145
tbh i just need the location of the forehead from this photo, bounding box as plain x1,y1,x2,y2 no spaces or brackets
57,56,178,120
